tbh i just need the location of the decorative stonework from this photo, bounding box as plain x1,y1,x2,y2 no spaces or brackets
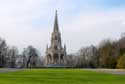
45,11,67,66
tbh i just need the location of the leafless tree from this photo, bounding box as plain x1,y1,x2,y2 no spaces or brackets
78,45,98,68
0,38,7,67
25,46,39,68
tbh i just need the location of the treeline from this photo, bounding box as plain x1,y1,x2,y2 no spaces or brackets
66,33,125,69
0,33,125,68
0,37,42,68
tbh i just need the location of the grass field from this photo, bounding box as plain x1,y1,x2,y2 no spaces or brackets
0,69,125,84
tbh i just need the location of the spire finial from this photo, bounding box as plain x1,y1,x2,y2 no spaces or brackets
53,10,59,32
46,44,48,51
56,10,57,15
55,10,58,20
64,44,66,50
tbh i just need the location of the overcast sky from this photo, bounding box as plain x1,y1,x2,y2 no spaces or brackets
0,0,125,55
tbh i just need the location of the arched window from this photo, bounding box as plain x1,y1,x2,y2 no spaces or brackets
54,53,58,64
55,36,57,40
61,54,64,59
54,45,58,49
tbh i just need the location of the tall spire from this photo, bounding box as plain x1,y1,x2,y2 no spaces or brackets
64,44,66,51
53,10,59,32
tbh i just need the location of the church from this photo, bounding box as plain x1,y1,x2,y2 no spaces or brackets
45,11,67,66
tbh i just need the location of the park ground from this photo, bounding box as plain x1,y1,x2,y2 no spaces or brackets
0,68,125,84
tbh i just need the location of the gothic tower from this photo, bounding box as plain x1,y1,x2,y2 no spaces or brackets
45,11,67,66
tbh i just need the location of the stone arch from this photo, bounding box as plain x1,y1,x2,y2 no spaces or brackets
55,36,58,40
61,54,64,64
47,54,51,64
53,53,58,64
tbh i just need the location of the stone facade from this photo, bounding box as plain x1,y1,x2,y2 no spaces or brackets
45,11,67,65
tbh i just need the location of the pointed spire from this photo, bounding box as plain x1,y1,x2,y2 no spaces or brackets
46,44,48,50
53,10,59,32
64,44,66,51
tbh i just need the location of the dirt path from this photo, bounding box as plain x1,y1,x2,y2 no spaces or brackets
88,69,125,75
0,68,125,75
0,68,24,73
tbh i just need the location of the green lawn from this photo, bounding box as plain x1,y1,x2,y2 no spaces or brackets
0,69,125,84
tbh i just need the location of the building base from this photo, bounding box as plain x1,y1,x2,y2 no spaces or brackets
44,64,67,68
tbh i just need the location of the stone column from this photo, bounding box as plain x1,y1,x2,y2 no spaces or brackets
49,55,52,64
59,54,61,64
48,56,49,64
49,56,50,64
52,55,54,64
46,56,47,65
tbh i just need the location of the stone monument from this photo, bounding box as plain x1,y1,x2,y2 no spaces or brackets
45,11,67,67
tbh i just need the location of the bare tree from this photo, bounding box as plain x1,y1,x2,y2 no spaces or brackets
0,38,7,67
9,47,18,68
25,46,39,68
78,45,98,68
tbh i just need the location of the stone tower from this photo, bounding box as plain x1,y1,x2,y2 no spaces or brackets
45,11,67,66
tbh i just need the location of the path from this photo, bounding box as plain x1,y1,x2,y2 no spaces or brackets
0,68,24,73
88,69,125,75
